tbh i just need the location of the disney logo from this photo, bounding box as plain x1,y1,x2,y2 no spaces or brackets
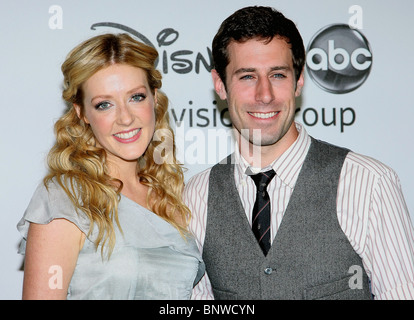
91,22,212,75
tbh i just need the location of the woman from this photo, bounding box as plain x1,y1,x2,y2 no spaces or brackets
17,33,204,299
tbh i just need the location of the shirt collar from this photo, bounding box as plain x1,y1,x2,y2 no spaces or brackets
235,122,311,189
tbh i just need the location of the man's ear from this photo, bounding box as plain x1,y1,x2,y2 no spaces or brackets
295,71,305,97
211,69,227,100
73,104,89,124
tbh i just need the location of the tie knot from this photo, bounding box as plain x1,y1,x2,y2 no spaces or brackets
250,169,276,191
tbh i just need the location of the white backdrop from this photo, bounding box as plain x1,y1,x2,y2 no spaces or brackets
1,0,413,299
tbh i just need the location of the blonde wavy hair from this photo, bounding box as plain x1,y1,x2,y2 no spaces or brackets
44,33,190,258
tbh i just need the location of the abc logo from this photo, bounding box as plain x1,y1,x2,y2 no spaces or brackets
306,24,373,94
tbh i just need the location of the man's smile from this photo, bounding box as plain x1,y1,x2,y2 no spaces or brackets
248,111,279,119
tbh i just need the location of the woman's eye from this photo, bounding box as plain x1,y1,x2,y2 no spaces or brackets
95,101,111,110
131,94,146,102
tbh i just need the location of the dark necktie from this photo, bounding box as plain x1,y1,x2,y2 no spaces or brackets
250,169,276,256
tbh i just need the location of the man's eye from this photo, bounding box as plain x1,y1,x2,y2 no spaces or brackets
272,73,286,79
240,75,253,80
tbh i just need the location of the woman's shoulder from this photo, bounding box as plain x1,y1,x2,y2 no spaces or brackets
17,178,91,251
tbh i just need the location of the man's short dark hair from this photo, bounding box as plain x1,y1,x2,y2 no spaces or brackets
212,6,306,85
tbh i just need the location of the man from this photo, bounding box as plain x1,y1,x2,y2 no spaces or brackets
184,6,414,299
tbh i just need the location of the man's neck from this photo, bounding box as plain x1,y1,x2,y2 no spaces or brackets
237,125,299,168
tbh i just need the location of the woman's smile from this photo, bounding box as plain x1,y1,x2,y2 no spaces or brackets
113,128,141,143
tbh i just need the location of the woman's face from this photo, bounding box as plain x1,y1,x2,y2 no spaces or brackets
75,64,156,168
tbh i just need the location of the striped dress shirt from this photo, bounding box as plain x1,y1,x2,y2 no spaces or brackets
184,122,414,300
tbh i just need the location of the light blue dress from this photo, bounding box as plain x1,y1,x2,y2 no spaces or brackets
17,180,205,300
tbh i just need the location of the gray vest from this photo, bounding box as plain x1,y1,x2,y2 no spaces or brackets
204,138,372,300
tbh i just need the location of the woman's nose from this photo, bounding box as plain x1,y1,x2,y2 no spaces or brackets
116,103,134,126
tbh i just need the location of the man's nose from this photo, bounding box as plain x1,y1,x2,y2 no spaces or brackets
255,77,275,104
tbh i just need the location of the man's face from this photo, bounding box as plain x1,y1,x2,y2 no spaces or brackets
213,37,304,152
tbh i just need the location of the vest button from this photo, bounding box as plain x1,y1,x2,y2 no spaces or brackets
264,267,273,275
